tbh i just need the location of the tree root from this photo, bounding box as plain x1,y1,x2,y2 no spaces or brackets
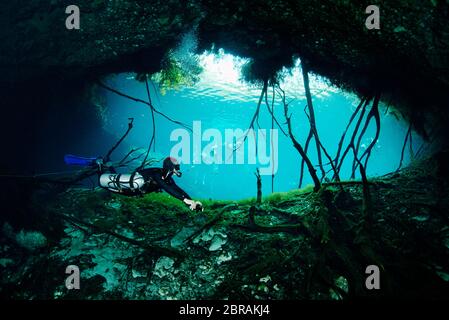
301,61,326,180
59,213,185,259
232,206,311,236
351,93,381,178
184,204,238,244
277,84,321,191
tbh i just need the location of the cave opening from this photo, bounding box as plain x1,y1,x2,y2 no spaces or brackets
93,50,425,200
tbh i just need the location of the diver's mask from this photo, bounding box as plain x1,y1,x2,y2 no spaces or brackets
173,164,182,177
162,156,182,179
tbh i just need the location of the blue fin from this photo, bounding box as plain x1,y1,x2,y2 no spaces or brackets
64,154,98,166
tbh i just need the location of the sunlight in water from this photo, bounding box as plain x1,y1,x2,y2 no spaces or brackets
176,50,338,102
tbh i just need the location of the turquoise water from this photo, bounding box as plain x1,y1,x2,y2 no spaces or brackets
103,55,423,200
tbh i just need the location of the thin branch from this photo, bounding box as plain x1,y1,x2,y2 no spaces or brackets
104,118,134,163
233,206,311,235
304,110,341,185
230,80,268,157
301,62,325,180
264,84,288,137
408,127,414,161
300,110,314,188
336,97,371,176
118,148,144,165
97,81,192,131
351,93,381,178
396,123,412,172
263,84,285,193
148,79,157,152
334,97,366,169
138,78,157,170
278,84,321,191
60,213,185,259
255,168,262,204
184,204,237,244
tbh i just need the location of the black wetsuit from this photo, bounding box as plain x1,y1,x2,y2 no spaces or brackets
98,164,191,200
137,168,191,201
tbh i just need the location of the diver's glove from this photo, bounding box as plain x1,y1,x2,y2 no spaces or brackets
183,199,204,212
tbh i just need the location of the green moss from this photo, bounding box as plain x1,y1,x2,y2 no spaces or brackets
264,184,315,204
236,197,257,206
149,50,203,94
197,185,314,210
139,192,190,211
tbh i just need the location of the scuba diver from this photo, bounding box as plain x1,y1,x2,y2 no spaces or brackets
64,155,203,211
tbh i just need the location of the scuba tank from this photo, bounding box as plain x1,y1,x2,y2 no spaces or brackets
99,172,145,194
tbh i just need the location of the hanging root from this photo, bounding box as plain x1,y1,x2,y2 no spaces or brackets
232,80,268,155
255,168,262,205
351,93,381,178
264,84,288,137
336,97,370,176
264,84,286,194
304,108,342,188
300,119,313,188
118,148,144,166
301,62,326,180
104,118,134,163
277,84,321,191
397,123,412,172
334,97,366,176
96,80,192,131
137,77,157,171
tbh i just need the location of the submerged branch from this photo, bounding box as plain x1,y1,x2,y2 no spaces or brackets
105,118,134,163
264,84,288,137
304,108,342,186
302,62,326,180
270,85,276,193
336,97,371,176
299,122,313,188
97,81,192,131
334,97,366,171
255,168,262,204
184,204,238,244
231,80,268,158
233,206,311,235
60,213,185,259
137,78,157,171
278,84,321,191
351,93,381,178
397,123,412,172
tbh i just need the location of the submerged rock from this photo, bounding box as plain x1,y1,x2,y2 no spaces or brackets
15,230,47,251
153,257,175,279
209,235,227,251
192,227,228,251
170,226,196,248
3,223,47,251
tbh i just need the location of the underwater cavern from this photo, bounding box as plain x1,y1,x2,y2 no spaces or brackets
0,0,449,302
